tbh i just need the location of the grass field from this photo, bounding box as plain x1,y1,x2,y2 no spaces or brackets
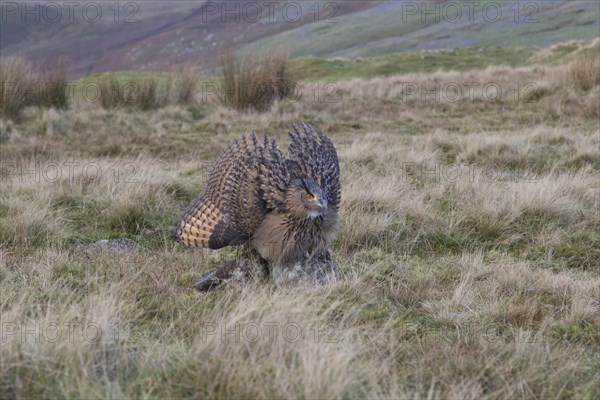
1,42,599,398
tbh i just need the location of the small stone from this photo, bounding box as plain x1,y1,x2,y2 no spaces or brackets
75,239,139,257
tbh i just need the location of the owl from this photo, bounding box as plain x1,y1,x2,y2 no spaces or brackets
172,123,341,265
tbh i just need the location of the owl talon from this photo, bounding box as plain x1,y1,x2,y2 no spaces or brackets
193,260,240,291
193,271,223,291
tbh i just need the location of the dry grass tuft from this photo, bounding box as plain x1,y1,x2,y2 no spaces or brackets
41,58,70,110
0,57,69,120
174,66,197,105
568,49,600,91
220,52,296,112
96,72,197,110
0,58,37,119
97,77,159,110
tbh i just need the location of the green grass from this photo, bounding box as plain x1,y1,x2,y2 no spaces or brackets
291,40,595,81
89,40,595,87
292,47,537,81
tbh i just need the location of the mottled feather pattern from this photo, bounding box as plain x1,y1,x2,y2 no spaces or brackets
174,194,222,248
172,123,341,263
288,123,341,210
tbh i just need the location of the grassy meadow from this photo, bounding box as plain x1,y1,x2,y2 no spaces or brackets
1,41,599,398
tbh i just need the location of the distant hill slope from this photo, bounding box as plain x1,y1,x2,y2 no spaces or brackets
1,0,598,78
250,0,599,58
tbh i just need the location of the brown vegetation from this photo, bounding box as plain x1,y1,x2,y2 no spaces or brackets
96,73,198,110
0,57,69,120
568,49,600,91
220,52,296,112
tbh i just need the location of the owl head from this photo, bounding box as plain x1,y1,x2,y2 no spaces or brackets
286,177,328,219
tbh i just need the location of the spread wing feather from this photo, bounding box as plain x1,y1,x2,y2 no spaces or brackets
172,132,288,249
172,122,340,249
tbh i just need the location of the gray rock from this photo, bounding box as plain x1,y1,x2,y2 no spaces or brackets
75,239,139,257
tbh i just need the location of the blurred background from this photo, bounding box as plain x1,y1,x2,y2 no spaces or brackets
2,0,598,77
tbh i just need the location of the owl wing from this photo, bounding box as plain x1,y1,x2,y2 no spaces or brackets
172,123,340,249
287,122,341,211
172,133,277,249
257,136,289,212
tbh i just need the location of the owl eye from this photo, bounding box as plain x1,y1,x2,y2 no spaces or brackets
306,194,314,201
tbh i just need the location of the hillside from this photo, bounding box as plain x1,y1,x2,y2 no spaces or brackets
1,0,598,77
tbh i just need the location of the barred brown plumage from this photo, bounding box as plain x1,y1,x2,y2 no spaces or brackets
172,122,341,264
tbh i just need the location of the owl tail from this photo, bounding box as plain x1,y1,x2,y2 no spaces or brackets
172,194,247,249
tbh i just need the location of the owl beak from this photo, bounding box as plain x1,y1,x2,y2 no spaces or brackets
317,198,328,210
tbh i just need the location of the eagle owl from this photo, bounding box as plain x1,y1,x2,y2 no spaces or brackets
172,123,341,264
